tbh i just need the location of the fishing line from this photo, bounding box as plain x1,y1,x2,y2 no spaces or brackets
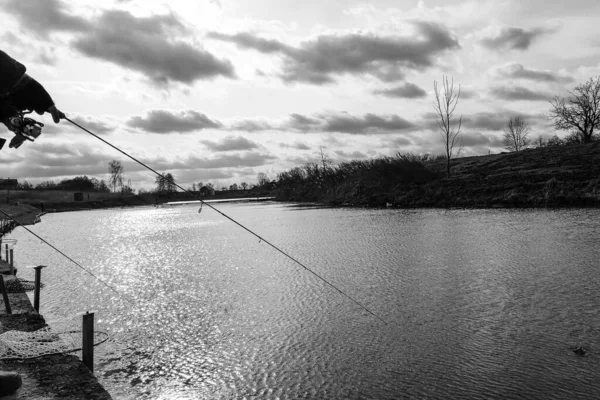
65,116,387,325
0,208,132,304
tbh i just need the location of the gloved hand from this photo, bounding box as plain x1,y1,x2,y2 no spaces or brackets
9,134,26,149
47,105,65,123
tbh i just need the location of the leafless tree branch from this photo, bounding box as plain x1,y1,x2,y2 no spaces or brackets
433,75,462,176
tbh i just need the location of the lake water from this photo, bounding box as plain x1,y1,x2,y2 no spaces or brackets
9,204,600,399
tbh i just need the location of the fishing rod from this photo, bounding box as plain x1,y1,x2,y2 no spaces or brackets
65,116,388,325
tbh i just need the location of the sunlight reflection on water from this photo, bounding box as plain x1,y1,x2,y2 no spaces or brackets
9,205,600,399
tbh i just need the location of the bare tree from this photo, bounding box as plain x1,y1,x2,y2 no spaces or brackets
240,182,248,190
549,76,600,143
108,160,124,193
316,146,332,172
433,75,463,176
503,116,531,151
257,172,269,186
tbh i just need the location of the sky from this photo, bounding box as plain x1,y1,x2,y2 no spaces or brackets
1,0,600,191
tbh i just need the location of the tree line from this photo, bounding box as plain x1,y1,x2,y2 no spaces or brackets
14,176,111,192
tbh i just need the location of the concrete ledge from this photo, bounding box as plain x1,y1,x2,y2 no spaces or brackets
0,260,112,399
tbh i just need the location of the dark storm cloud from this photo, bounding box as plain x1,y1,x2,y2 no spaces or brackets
73,10,235,84
494,63,574,83
286,112,415,134
208,21,459,83
127,110,222,133
373,82,428,98
5,0,89,35
480,26,552,51
490,86,552,101
200,136,259,152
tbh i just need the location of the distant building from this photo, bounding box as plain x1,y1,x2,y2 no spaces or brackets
0,179,18,189
199,186,215,196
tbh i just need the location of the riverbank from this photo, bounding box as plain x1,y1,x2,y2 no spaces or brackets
0,204,41,226
275,142,600,208
3,188,276,216
0,258,112,398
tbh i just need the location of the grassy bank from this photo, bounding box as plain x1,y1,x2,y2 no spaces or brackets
275,142,600,208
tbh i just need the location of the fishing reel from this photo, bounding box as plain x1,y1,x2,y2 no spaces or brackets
2,110,44,149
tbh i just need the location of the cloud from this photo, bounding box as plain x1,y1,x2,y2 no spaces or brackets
200,136,259,152
208,20,459,84
225,112,416,134
127,110,222,133
229,119,275,132
73,10,235,84
169,152,278,169
0,33,58,65
7,1,235,84
70,115,116,135
459,132,504,147
459,88,479,100
460,113,506,131
334,150,369,160
373,82,427,98
5,0,89,35
286,112,415,134
490,86,553,101
479,26,552,51
386,136,413,147
4,142,112,178
422,111,539,132
279,141,311,150
493,63,574,83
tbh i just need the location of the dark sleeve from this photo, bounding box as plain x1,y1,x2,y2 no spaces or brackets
0,50,26,93
9,77,55,115
0,100,18,121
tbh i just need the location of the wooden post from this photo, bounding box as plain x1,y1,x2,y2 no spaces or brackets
33,265,46,312
9,249,13,275
82,312,94,372
0,275,11,314
4,244,7,263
